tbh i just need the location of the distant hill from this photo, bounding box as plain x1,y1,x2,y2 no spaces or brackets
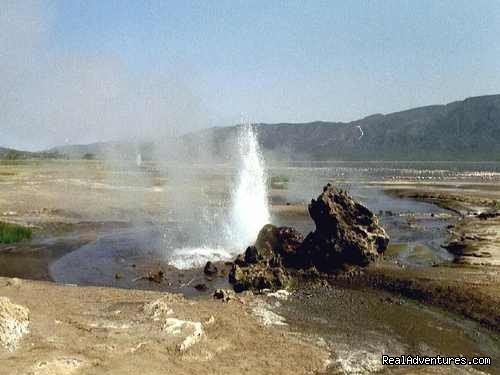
3,94,500,161
0,147,59,160
46,142,153,160
185,94,500,161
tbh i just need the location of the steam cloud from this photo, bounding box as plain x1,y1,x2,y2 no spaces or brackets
0,1,210,151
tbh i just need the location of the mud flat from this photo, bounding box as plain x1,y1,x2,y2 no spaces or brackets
1,161,500,373
1,276,498,375
377,183,500,331
276,284,499,374
0,277,330,374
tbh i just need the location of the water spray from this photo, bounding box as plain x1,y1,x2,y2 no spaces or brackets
228,123,271,247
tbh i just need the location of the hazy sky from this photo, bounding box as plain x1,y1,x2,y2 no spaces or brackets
2,0,500,150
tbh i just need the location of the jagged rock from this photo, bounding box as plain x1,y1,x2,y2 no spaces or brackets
228,184,389,291
0,297,30,352
253,224,304,258
294,184,389,270
203,261,218,276
276,227,304,256
228,224,298,292
229,263,289,292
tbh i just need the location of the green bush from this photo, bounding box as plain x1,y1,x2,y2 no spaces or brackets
0,222,32,244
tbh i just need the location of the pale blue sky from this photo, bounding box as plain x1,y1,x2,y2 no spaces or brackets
2,0,500,149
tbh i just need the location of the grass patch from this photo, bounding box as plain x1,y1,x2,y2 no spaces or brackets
0,222,32,244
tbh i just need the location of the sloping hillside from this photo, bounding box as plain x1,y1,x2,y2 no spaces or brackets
5,94,500,161
182,94,500,161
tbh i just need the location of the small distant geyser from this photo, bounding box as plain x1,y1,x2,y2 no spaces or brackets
228,124,270,247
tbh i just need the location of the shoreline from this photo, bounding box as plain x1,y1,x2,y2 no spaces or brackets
373,184,500,331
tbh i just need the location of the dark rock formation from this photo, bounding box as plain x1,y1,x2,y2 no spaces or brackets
293,184,389,271
478,210,500,220
203,261,218,276
194,283,208,291
229,224,301,292
229,184,389,292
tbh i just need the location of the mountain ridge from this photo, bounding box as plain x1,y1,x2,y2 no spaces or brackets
2,94,500,161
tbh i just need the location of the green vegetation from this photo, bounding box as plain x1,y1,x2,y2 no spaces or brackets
0,222,32,244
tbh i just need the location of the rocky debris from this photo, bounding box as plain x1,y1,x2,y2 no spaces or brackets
203,261,218,276
163,318,204,352
213,289,236,303
135,269,164,283
229,184,389,292
0,296,30,352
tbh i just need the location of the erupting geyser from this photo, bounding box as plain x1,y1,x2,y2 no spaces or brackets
166,123,271,270
229,124,271,247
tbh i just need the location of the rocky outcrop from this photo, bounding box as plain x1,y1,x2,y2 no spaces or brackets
0,297,30,352
294,184,389,271
229,184,389,292
229,224,302,292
